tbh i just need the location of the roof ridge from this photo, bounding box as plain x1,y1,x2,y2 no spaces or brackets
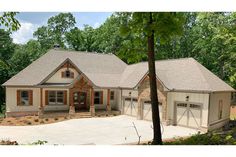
50,49,116,57
127,57,195,66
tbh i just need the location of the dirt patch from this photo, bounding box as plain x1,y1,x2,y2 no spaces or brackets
0,116,69,126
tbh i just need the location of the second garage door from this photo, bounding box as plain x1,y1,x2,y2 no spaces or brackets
175,102,202,129
142,101,162,121
123,97,138,117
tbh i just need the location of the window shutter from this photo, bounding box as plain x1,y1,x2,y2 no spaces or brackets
70,72,74,78
100,91,103,104
29,90,33,105
45,90,49,105
17,90,21,106
63,91,67,105
61,71,65,78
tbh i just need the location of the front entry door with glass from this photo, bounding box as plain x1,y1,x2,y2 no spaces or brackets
73,92,87,110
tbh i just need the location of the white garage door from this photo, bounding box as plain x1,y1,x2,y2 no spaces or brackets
123,98,138,117
142,101,162,121
176,102,202,129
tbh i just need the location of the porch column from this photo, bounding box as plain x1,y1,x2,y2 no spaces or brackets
38,88,44,117
107,89,111,113
69,89,75,115
137,98,142,120
162,98,169,125
90,88,95,116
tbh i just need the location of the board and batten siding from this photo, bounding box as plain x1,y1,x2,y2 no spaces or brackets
167,92,210,128
208,92,231,130
121,89,138,98
46,67,79,84
6,87,40,112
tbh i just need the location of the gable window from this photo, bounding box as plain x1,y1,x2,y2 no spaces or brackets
218,100,223,120
48,91,64,105
17,90,33,106
62,69,74,78
94,91,103,104
110,91,115,100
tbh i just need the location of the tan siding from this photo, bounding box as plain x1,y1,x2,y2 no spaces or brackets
6,87,40,112
208,92,231,129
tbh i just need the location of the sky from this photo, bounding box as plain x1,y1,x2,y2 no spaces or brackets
11,12,112,44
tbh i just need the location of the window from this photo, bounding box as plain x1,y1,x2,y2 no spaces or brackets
21,91,29,105
144,101,162,106
190,104,201,109
65,70,71,78
62,69,74,78
218,100,223,120
177,103,187,108
48,91,64,105
110,91,115,100
94,91,103,104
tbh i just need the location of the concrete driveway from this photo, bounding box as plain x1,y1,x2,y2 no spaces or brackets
0,115,200,145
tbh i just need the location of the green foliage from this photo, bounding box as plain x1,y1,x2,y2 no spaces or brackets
30,140,48,145
164,130,236,145
0,12,20,32
34,13,76,49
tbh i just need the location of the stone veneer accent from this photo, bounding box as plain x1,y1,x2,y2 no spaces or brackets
69,76,93,115
137,75,168,124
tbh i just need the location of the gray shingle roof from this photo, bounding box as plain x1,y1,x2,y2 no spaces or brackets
3,49,127,87
120,58,235,92
3,50,235,92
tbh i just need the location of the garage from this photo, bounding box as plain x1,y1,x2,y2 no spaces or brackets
142,101,162,121
123,97,138,117
175,102,202,129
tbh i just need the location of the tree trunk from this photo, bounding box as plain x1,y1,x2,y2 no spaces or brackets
147,12,163,145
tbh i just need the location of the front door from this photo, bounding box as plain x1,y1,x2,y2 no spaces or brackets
73,92,87,110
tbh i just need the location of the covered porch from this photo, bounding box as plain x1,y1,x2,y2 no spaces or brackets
38,77,119,117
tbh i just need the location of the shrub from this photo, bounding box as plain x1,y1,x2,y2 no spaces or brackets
45,118,49,121
54,117,58,121
164,131,236,145
27,122,32,125
31,140,48,145
34,119,39,122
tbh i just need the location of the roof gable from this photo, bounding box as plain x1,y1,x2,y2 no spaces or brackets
3,49,127,87
120,58,234,92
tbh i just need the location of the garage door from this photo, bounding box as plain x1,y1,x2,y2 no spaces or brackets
176,102,202,129
142,101,162,121
123,98,138,117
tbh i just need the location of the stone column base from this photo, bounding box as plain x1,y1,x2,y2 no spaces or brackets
106,105,111,114
90,106,95,117
69,106,75,115
38,107,44,118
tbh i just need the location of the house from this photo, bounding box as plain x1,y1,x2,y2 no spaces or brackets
2,49,235,131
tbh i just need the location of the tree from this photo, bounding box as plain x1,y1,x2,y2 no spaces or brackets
34,13,76,49
0,12,20,32
0,29,16,61
33,26,54,50
66,27,85,51
120,12,185,145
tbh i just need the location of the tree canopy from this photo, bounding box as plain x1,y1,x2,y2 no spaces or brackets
0,12,235,116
